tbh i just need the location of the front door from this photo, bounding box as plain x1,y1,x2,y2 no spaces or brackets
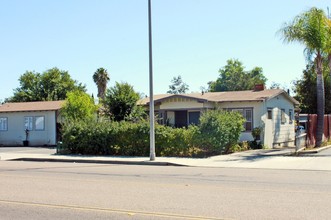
175,111,187,128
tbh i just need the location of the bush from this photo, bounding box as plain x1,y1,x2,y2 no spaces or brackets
61,120,203,157
60,110,245,157
197,110,245,154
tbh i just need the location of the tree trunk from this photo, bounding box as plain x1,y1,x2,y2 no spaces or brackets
315,54,325,147
329,54,331,101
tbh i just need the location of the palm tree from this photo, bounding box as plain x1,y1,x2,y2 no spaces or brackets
93,68,110,100
279,7,329,147
325,18,331,102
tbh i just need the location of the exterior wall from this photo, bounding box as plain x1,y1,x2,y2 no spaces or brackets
217,101,265,142
160,97,204,110
263,94,296,148
203,102,215,109
145,93,296,148
0,111,57,146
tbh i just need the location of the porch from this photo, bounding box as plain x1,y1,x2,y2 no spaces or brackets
156,110,201,128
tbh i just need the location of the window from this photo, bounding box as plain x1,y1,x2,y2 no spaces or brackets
281,109,286,124
267,108,273,119
244,109,252,131
24,116,45,131
188,111,200,125
35,116,45,130
24,117,33,130
0,117,8,131
229,108,253,132
289,109,293,124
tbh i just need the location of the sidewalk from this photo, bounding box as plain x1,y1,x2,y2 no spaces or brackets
1,147,331,171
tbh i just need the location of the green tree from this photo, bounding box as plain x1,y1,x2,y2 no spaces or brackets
208,59,267,92
293,64,331,114
93,67,110,100
325,18,331,103
279,7,329,147
7,67,85,102
103,82,140,121
167,75,189,94
61,90,98,122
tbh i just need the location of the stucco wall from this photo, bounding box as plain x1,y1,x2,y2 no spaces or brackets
263,94,296,147
160,97,204,110
0,111,57,146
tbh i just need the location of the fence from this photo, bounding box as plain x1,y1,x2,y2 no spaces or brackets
305,114,331,147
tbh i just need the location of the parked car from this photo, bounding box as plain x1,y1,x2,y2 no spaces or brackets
296,125,305,133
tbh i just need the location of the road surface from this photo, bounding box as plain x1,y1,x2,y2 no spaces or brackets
0,160,331,219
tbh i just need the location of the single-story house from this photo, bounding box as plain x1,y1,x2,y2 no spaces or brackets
0,100,64,146
138,86,299,148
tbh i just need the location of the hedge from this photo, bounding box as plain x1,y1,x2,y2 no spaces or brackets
59,110,244,157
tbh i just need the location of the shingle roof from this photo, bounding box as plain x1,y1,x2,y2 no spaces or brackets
0,100,65,113
138,89,299,105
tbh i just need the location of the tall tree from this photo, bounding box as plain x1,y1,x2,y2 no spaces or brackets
61,90,98,122
7,68,85,102
208,59,267,92
93,68,110,100
279,7,329,147
167,75,189,94
325,18,331,103
292,64,331,114
103,82,140,121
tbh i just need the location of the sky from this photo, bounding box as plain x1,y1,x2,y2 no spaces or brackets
1,0,330,102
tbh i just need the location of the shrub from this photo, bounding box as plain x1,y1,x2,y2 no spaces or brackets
60,110,245,157
197,110,245,154
60,120,202,157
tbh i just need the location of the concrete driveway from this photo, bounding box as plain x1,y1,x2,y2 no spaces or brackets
0,147,56,154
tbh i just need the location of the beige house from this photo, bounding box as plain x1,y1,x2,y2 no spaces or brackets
139,88,299,148
0,101,64,146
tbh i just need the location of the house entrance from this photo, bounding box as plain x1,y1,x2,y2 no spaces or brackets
175,111,187,128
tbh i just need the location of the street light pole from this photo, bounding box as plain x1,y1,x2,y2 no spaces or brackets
148,0,156,161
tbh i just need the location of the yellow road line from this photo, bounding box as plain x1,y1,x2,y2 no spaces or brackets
0,199,227,220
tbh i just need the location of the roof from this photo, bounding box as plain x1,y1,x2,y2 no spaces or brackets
0,100,65,113
138,89,299,105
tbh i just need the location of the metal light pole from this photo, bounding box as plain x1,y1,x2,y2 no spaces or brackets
148,0,156,161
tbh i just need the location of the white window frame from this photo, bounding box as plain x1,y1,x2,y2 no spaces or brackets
281,109,286,124
35,116,45,131
0,117,8,131
289,109,293,124
244,109,253,132
24,116,33,130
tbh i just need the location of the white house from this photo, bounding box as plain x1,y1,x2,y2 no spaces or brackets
138,86,299,148
0,100,64,146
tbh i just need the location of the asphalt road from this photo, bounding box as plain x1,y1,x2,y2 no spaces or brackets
0,161,331,220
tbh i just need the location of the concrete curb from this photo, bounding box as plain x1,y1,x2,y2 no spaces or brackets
297,145,331,154
9,157,186,167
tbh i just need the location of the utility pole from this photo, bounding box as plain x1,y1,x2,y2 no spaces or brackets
148,0,156,161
